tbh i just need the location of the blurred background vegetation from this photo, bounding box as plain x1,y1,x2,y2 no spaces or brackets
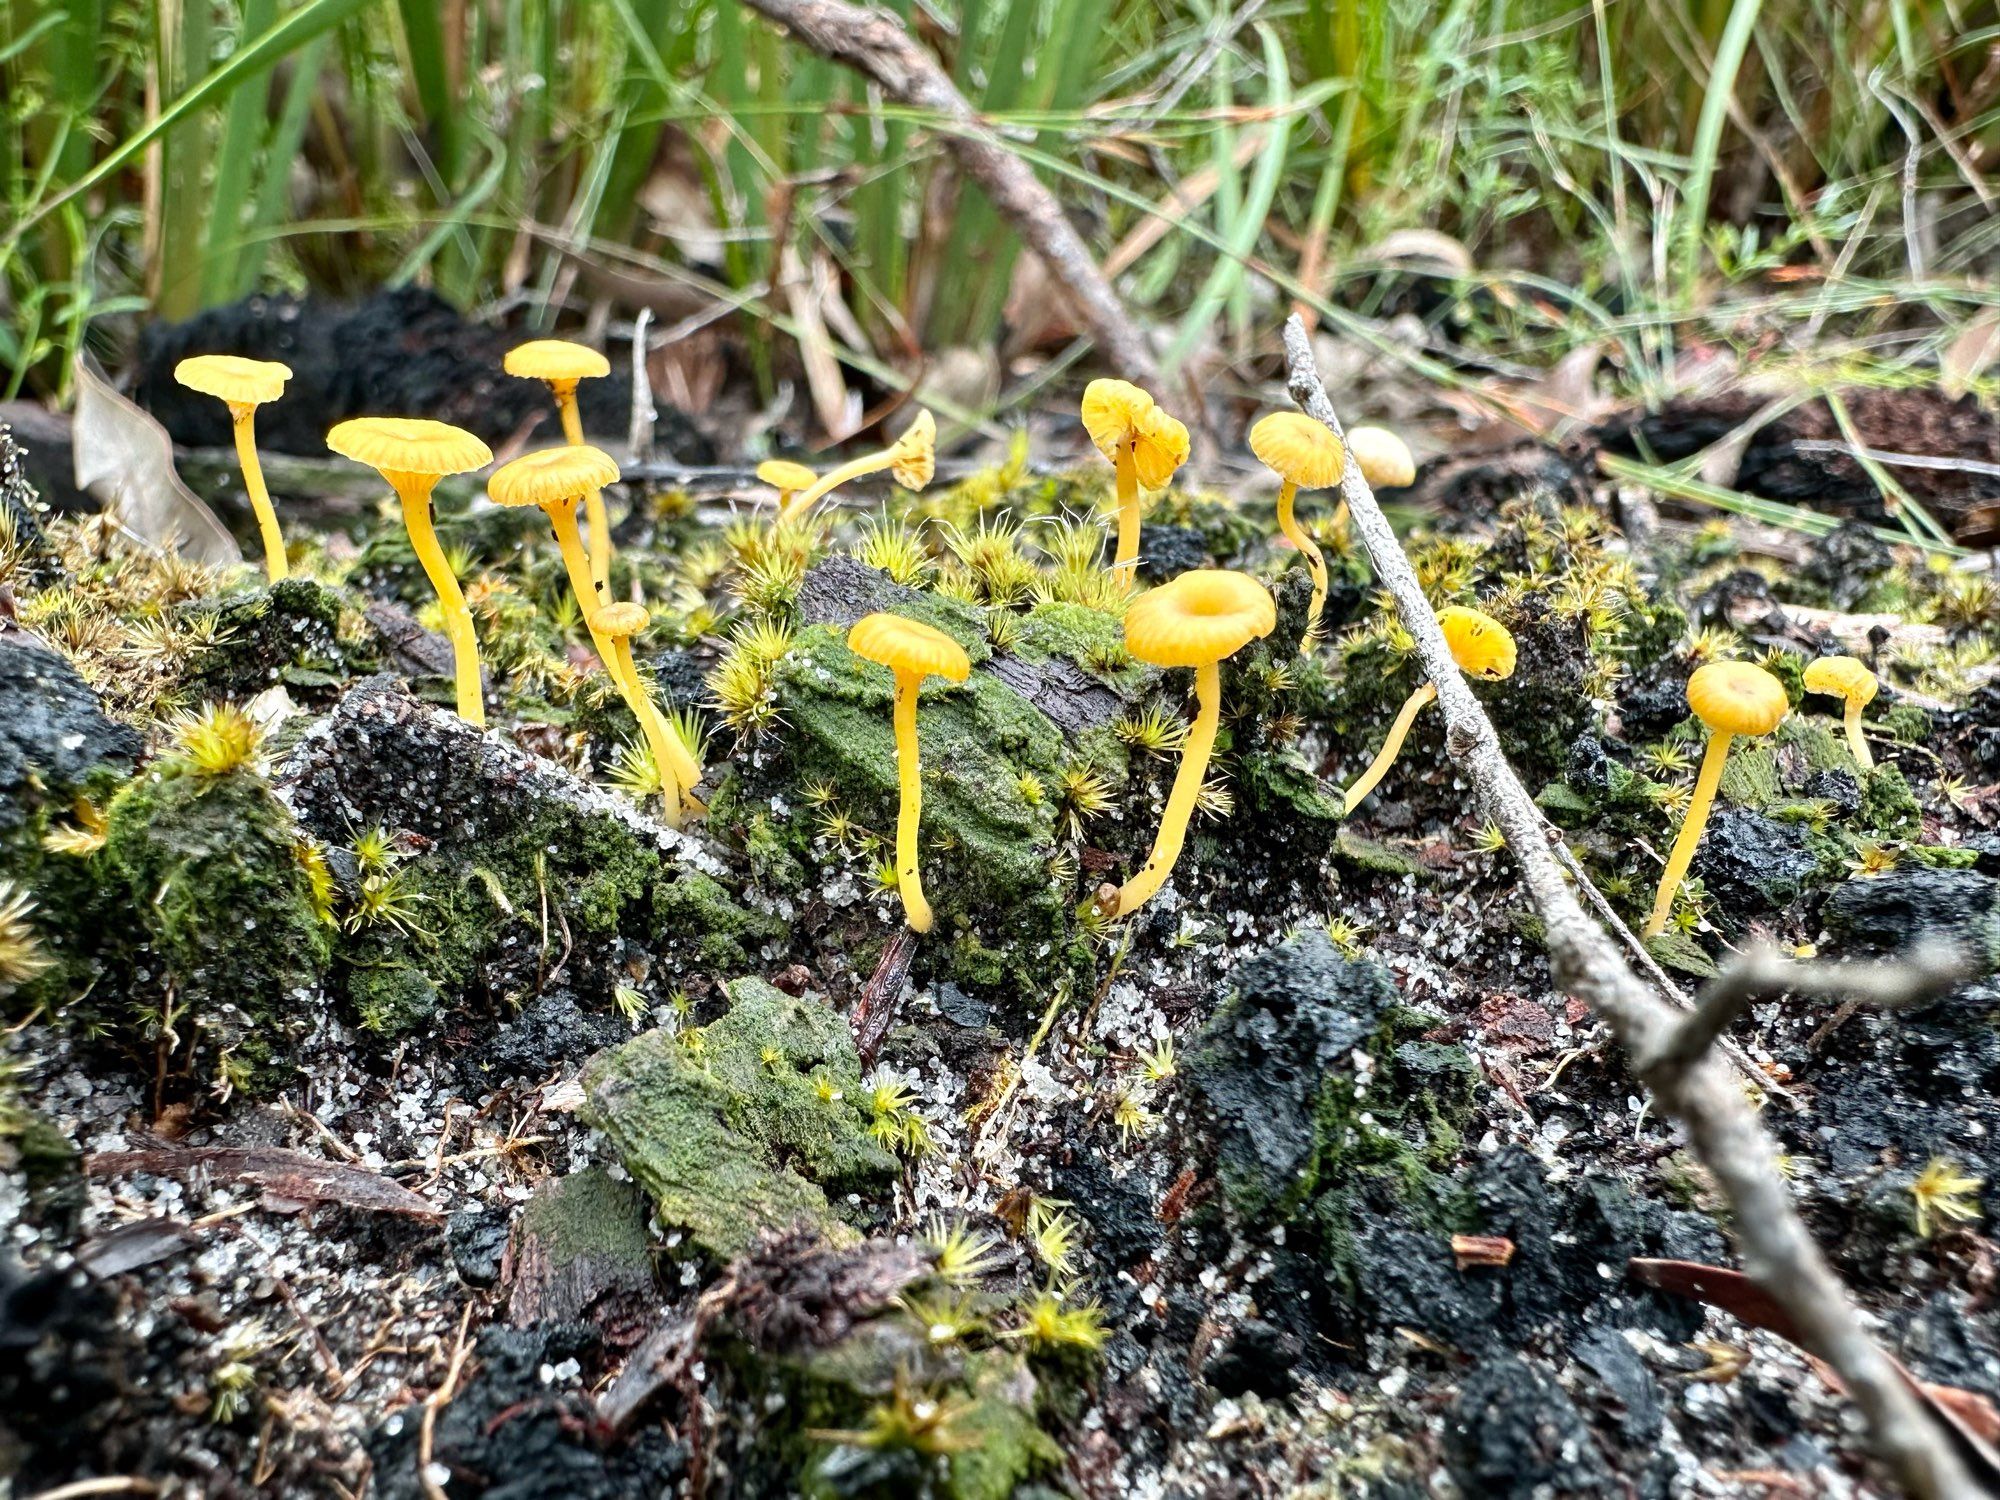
5,0,2000,426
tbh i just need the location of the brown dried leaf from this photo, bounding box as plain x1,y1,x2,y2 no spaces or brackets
86,1143,442,1220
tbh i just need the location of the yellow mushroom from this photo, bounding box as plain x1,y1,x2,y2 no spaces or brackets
757,459,818,515
326,418,493,724
1344,605,1516,815
1248,412,1345,646
1642,661,1789,938
487,443,628,670
847,612,972,934
782,412,937,523
1081,379,1191,592
1332,424,1417,538
1802,655,1879,771
1111,570,1276,917
504,339,615,590
174,355,293,581
591,603,703,828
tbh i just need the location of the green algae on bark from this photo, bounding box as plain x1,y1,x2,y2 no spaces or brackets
581,977,896,1260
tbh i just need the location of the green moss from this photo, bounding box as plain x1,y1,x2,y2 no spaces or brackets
1907,844,1981,870
347,963,441,1034
1863,763,1922,839
84,768,332,1090
738,623,1105,995
1013,601,1141,690
946,1357,1066,1500
1775,715,1852,777
581,977,896,1260
1881,701,1933,744
1333,830,1423,879
515,1165,655,1275
1645,929,1719,978
1718,743,1781,808
180,577,350,698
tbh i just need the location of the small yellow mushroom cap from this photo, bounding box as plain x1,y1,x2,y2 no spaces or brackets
757,459,817,492
1124,569,1275,670
1438,605,1516,680
1688,660,1789,737
890,410,937,491
1081,378,1156,455
591,602,651,639
488,445,621,508
1348,426,1417,489
1132,405,1191,490
326,417,492,477
175,354,291,407
504,339,610,384
849,612,971,684
1249,412,1345,490
1802,654,1878,708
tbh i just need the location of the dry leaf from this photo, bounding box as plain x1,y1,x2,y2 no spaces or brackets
71,351,239,565
1943,309,2000,400
88,1142,442,1219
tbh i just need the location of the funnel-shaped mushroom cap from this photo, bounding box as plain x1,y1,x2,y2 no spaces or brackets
1249,413,1345,490
889,411,937,490
175,354,291,406
1688,661,1789,736
591,602,650,639
849,613,971,683
1803,654,1878,707
327,418,492,476
489,445,621,508
1081,379,1155,455
504,340,610,384
757,459,817,491
1132,405,1191,490
1124,570,1275,669
1438,605,1516,680
1348,426,1417,489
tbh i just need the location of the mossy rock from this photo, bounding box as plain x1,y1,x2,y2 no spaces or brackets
580,977,896,1260
0,631,142,835
179,577,350,698
286,678,781,1027
59,767,334,1091
742,612,1118,995
1862,763,1922,840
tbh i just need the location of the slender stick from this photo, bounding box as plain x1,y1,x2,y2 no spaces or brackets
1283,313,1973,1500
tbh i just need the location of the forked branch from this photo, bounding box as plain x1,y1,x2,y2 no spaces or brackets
1282,314,1974,1500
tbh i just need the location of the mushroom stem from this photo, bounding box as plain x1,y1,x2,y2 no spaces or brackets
1110,441,1141,592
1644,729,1734,938
1843,700,1874,771
546,501,622,676
230,405,287,582
388,472,484,727
604,635,690,828
1343,681,1439,814
553,379,614,592
1114,662,1222,916
889,670,935,933
781,452,888,523
1274,478,1328,645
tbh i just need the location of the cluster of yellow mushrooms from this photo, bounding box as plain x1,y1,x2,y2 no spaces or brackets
172,356,1885,942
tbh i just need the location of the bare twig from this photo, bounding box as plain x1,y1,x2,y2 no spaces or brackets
418,1304,477,1500
731,0,1159,386
1641,939,1970,1075
1283,313,1975,1500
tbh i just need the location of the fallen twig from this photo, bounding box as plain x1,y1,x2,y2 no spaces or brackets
1283,313,1975,1500
418,1304,477,1500
86,1142,442,1220
732,0,1158,386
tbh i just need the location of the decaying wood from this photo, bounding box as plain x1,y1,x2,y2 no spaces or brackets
1283,314,1975,1500
731,0,1159,387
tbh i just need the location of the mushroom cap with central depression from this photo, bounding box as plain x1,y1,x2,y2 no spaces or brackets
849,613,971,683
591,602,650,639
1802,654,1878,708
1688,660,1789,736
1249,413,1345,490
489,445,621,508
889,411,937,490
1124,570,1276,670
175,354,292,407
327,418,492,477
504,339,610,384
1439,605,1517,680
